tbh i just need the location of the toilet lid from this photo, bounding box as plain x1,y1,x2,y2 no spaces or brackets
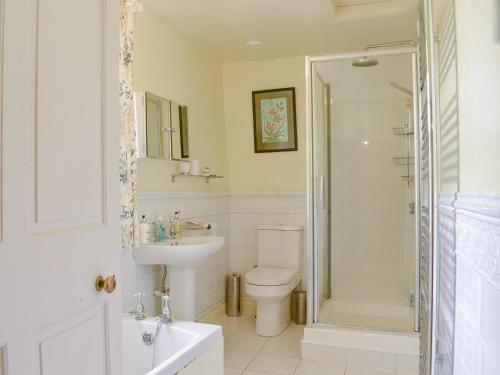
245,267,297,286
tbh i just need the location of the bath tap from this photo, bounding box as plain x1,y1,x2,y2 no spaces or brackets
129,292,146,320
157,291,173,325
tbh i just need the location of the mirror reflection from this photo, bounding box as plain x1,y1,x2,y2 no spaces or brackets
134,91,189,160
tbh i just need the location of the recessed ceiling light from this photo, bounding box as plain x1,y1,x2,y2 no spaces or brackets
246,40,263,50
362,140,371,145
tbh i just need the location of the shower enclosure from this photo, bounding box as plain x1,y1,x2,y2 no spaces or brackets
307,48,420,333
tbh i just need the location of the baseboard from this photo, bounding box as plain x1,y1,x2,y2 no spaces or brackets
197,300,256,323
197,302,226,323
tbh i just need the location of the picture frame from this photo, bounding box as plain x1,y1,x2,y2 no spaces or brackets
252,87,298,153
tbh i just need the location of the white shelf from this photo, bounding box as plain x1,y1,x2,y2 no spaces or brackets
171,174,224,183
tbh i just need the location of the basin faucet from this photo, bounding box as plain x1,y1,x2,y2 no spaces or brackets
129,293,146,320
157,291,173,325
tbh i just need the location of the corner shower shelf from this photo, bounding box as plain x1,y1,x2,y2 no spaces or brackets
392,157,414,166
392,127,414,136
171,174,224,183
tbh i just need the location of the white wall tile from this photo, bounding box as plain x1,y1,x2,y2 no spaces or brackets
127,190,308,318
436,194,500,375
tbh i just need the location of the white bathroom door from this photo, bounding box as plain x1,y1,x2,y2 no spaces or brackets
0,1,122,374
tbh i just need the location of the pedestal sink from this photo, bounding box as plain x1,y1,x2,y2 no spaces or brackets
132,236,225,321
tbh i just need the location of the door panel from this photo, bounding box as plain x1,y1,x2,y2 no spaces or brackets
0,0,121,374
34,0,105,230
35,307,107,375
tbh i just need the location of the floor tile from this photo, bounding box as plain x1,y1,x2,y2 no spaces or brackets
225,332,269,352
224,349,258,369
248,353,300,375
243,371,275,375
219,315,257,338
273,323,305,343
225,366,244,375
261,339,301,358
294,360,346,375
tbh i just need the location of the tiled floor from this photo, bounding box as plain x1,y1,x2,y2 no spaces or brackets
202,313,417,375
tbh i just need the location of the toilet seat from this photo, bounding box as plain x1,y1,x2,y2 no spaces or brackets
245,267,297,286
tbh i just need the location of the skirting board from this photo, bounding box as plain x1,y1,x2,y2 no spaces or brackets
197,300,256,323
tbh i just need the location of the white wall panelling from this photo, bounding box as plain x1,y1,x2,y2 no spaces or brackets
435,193,456,375
123,191,230,318
125,190,307,318
228,191,307,300
436,194,500,374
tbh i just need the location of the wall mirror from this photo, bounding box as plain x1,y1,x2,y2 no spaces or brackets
134,91,189,160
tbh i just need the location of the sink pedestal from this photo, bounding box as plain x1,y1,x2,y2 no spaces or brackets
132,236,225,322
168,267,196,321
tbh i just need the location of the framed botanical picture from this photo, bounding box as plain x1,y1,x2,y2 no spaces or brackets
252,87,297,153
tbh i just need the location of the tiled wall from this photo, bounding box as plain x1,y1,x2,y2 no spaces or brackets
436,194,500,374
435,194,457,375
121,191,230,318
121,190,306,318
228,191,307,298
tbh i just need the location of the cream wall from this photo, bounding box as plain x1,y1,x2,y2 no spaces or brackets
134,9,228,191
222,57,306,191
455,0,500,192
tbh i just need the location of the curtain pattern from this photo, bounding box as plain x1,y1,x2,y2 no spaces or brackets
119,0,141,248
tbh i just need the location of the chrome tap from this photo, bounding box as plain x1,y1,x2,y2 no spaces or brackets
129,292,146,320
157,290,173,325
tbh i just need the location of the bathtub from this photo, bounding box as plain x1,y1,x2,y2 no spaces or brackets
122,315,223,375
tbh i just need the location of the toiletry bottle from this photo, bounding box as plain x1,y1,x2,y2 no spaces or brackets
159,214,167,242
173,211,183,239
155,219,161,242
139,215,155,244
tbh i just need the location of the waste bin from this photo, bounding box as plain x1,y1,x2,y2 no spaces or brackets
292,290,307,325
226,274,241,317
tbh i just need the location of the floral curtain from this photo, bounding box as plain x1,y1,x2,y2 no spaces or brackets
119,0,142,248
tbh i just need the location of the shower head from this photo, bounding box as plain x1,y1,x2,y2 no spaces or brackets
352,40,416,68
352,56,379,68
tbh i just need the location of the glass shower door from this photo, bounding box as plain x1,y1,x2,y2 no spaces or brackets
311,53,418,332
312,70,331,321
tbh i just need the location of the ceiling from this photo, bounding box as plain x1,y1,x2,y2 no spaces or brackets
142,0,419,62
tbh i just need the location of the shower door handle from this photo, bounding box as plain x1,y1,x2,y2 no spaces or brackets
318,176,325,209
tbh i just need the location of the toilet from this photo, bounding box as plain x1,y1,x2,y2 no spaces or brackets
244,224,303,337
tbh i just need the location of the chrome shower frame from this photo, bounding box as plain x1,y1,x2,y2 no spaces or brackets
305,46,421,332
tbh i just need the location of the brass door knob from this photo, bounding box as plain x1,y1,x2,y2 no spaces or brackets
95,275,117,293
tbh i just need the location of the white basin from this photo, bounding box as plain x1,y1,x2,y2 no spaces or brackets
133,236,225,268
132,236,225,322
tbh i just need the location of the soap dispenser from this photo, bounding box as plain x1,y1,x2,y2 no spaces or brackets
158,214,167,242
173,211,183,239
